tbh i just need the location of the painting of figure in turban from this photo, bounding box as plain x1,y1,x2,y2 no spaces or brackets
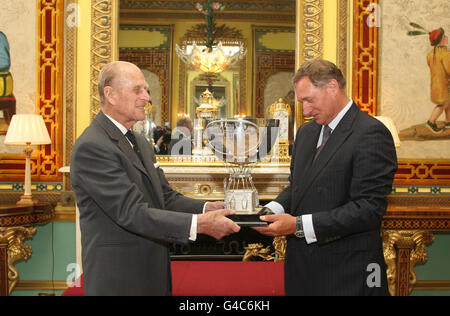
399,24,450,140
0,30,16,135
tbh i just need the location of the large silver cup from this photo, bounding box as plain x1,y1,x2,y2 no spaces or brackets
205,118,280,226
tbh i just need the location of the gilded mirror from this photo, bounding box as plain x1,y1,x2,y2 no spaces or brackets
89,1,350,161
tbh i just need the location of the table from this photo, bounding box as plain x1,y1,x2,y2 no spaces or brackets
62,261,285,296
0,202,54,296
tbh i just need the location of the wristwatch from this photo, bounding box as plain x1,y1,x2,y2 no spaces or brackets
294,216,305,238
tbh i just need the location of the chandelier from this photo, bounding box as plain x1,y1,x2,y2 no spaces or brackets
176,41,245,74
175,1,247,75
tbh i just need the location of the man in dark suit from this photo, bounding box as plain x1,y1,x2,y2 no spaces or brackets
254,59,398,296
70,61,240,296
169,116,193,156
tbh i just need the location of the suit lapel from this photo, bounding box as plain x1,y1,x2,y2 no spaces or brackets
95,112,148,175
292,104,359,211
295,122,321,183
290,122,320,209
135,135,165,208
95,112,164,207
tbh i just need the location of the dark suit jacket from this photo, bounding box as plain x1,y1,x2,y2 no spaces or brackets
275,103,397,296
70,111,205,296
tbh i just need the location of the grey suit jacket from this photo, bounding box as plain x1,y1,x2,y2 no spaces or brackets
70,111,205,296
275,104,397,296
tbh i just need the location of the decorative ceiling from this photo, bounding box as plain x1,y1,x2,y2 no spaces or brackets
119,0,296,24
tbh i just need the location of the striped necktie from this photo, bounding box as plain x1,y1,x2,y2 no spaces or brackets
313,125,332,162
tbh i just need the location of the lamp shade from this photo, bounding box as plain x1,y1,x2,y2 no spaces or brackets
4,114,51,145
375,116,401,147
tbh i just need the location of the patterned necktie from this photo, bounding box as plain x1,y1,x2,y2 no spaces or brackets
125,130,142,157
125,131,161,208
313,125,332,162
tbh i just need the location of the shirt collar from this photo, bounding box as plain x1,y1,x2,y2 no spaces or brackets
327,99,353,132
103,112,129,135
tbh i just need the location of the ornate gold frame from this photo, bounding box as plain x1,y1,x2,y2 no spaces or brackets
177,24,247,116
88,0,330,164
90,0,119,119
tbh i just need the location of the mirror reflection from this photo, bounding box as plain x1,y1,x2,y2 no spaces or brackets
118,1,296,159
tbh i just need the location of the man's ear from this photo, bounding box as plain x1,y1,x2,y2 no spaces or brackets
103,86,116,104
326,79,340,95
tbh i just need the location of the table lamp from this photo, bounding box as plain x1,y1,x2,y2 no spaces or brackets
375,116,401,148
4,114,51,205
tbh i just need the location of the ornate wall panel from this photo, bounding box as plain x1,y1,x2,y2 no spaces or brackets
352,0,378,116
296,0,324,65
337,0,349,80
253,26,296,118
0,0,78,205
37,0,64,182
119,0,296,23
90,0,118,119
352,0,450,186
254,52,296,118
395,160,450,185
63,0,78,193
119,48,172,124
295,0,324,126
0,0,64,184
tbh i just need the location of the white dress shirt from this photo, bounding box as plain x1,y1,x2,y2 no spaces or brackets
265,99,353,244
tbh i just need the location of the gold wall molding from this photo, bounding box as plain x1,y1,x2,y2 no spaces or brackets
352,0,379,116
296,0,324,65
0,226,36,295
53,205,76,222
37,0,64,181
63,0,78,193
382,230,434,296
414,281,450,291
15,280,68,291
119,0,296,24
337,0,349,80
295,0,324,127
90,0,118,120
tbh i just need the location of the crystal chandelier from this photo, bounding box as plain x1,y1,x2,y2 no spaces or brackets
176,42,246,74
175,1,247,75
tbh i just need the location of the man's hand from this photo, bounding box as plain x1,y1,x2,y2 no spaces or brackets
252,214,296,237
204,201,226,212
197,209,241,240
156,136,164,147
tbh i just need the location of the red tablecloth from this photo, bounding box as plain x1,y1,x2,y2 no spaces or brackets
62,261,285,296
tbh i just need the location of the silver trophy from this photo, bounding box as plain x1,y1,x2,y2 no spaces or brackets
205,118,280,226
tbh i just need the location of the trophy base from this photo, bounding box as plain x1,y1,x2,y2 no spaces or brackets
227,208,268,227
